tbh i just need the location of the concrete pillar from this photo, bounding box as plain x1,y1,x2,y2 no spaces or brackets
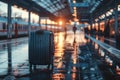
7,1,12,75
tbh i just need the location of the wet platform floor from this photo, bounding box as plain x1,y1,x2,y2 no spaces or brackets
0,31,119,80
0,31,85,80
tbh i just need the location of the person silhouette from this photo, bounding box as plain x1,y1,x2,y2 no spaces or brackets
73,24,77,34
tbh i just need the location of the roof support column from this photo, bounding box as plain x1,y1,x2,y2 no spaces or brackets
7,0,12,39
98,21,100,34
46,18,47,30
49,20,51,31
114,0,118,35
52,21,54,33
39,16,41,30
96,22,98,34
90,13,93,31
28,9,31,36
28,9,31,60
114,0,119,47
104,14,107,30
94,22,96,30
7,0,12,75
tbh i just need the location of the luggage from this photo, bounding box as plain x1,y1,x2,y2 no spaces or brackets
29,30,54,70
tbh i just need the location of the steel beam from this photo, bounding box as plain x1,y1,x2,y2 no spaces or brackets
93,0,115,20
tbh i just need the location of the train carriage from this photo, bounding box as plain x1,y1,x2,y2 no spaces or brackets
0,17,40,39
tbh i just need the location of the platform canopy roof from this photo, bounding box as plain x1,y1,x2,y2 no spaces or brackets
31,0,103,22
1,0,120,23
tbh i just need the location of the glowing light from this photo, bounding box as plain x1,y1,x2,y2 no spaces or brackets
95,19,98,22
74,18,78,22
118,4,120,11
109,60,113,66
72,73,76,80
71,21,75,25
116,65,120,75
13,5,18,8
88,25,91,30
112,31,115,35
52,73,65,79
100,50,105,57
54,32,65,57
76,22,79,25
73,7,76,10
59,21,63,25
110,9,113,12
73,0,76,3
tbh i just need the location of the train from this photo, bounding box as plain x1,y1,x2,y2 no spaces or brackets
0,17,40,39
84,16,120,38
103,17,120,37
90,16,120,37
0,16,64,39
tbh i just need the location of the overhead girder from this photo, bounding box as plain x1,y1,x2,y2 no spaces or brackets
1,0,119,22
0,0,57,20
92,0,117,20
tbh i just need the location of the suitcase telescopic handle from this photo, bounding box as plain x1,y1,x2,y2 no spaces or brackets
36,30,44,35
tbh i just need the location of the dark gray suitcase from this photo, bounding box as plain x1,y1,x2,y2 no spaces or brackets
29,30,54,70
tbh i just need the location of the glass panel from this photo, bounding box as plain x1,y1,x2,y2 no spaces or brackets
32,0,65,14
0,1,7,17
12,6,28,22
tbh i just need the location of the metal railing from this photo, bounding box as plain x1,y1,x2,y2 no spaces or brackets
86,34,120,59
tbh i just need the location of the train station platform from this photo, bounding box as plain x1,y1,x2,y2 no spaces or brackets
0,30,120,80
0,0,120,80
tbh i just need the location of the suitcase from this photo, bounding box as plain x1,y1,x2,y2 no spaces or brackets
29,30,54,70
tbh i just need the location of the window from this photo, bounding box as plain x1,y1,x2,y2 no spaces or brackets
2,23,6,30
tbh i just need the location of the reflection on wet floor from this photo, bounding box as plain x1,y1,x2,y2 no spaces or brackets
0,31,86,80
0,38,28,76
97,35,116,48
53,31,85,80
1,31,118,80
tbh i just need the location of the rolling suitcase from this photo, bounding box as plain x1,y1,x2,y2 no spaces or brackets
29,30,54,70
